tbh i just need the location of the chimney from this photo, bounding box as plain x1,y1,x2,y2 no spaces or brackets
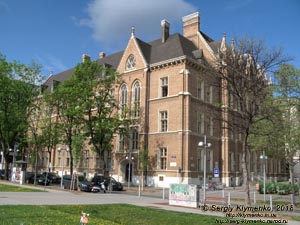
161,19,170,43
182,12,200,38
82,54,91,62
99,52,106,59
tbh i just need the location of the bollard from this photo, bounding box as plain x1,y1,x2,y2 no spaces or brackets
163,187,165,200
228,192,231,206
253,191,256,205
222,189,225,198
270,195,273,211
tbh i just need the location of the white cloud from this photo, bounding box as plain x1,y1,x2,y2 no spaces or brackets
79,0,196,51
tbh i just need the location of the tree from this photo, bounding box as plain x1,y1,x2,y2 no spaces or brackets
47,74,85,176
210,36,290,205
0,53,43,180
73,61,132,175
43,60,132,176
272,64,300,204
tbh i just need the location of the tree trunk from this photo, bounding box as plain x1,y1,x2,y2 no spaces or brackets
289,159,295,205
242,135,251,205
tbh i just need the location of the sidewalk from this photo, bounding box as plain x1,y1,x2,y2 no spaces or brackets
1,180,300,224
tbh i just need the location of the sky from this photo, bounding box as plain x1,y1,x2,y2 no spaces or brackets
0,0,299,78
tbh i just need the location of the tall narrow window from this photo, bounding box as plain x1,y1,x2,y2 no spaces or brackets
160,111,168,132
208,116,213,136
159,147,167,170
197,79,204,100
131,127,139,151
119,133,125,152
160,77,168,97
197,112,204,134
132,81,141,117
119,84,128,116
230,152,235,172
208,86,213,103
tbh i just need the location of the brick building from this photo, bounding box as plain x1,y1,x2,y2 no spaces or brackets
38,12,285,187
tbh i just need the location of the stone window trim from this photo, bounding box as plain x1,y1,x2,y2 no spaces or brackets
159,110,168,132
125,54,136,71
159,76,168,98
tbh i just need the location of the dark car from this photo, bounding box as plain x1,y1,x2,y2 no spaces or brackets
42,172,61,184
104,177,123,191
25,172,35,184
36,174,50,185
0,169,5,180
26,173,50,185
79,181,93,192
91,175,105,186
63,174,86,190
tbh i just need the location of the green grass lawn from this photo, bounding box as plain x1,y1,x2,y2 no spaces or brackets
0,204,221,225
0,183,44,192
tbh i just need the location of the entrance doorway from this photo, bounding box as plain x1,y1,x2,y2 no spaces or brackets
125,163,132,182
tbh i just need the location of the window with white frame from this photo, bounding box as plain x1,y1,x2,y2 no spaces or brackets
197,79,204,100
132,81,141,117
158,147,167,170
160,111,168,132
119,84,128,115
160,77,168,97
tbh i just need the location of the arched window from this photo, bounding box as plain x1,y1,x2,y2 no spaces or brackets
132,81,141,117
126,54,136,71
119,84,128,115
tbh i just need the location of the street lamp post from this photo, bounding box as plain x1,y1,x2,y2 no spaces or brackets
198,135,212,204
57,146,68,189
126,152,134,189
260,151,268,202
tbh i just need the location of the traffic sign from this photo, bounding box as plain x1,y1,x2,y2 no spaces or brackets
214,167,219,178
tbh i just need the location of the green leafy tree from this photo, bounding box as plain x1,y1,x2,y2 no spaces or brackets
0,53,43,180
272,64,300,204
48,74,85,175
73,61,132,175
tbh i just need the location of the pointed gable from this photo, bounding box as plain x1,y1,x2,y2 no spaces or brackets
117,29,148,73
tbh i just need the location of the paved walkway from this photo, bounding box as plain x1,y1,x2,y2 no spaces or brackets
1,181,300,225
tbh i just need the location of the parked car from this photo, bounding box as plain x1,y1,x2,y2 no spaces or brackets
42,172,61,184
63,174,86,190
36,174,51,185
212,182,224,190
25,172,35,184
0,169,5,180
91,175,105,187
104,177,123,191
79,181,93,192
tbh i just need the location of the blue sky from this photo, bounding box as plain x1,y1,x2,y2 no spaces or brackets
0,0,299,77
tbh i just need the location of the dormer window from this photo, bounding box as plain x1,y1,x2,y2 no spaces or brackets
126,54,136,71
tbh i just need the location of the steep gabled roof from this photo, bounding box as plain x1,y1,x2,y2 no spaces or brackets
44,31,218,88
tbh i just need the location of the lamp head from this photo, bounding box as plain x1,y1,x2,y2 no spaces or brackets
198,141,204,147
